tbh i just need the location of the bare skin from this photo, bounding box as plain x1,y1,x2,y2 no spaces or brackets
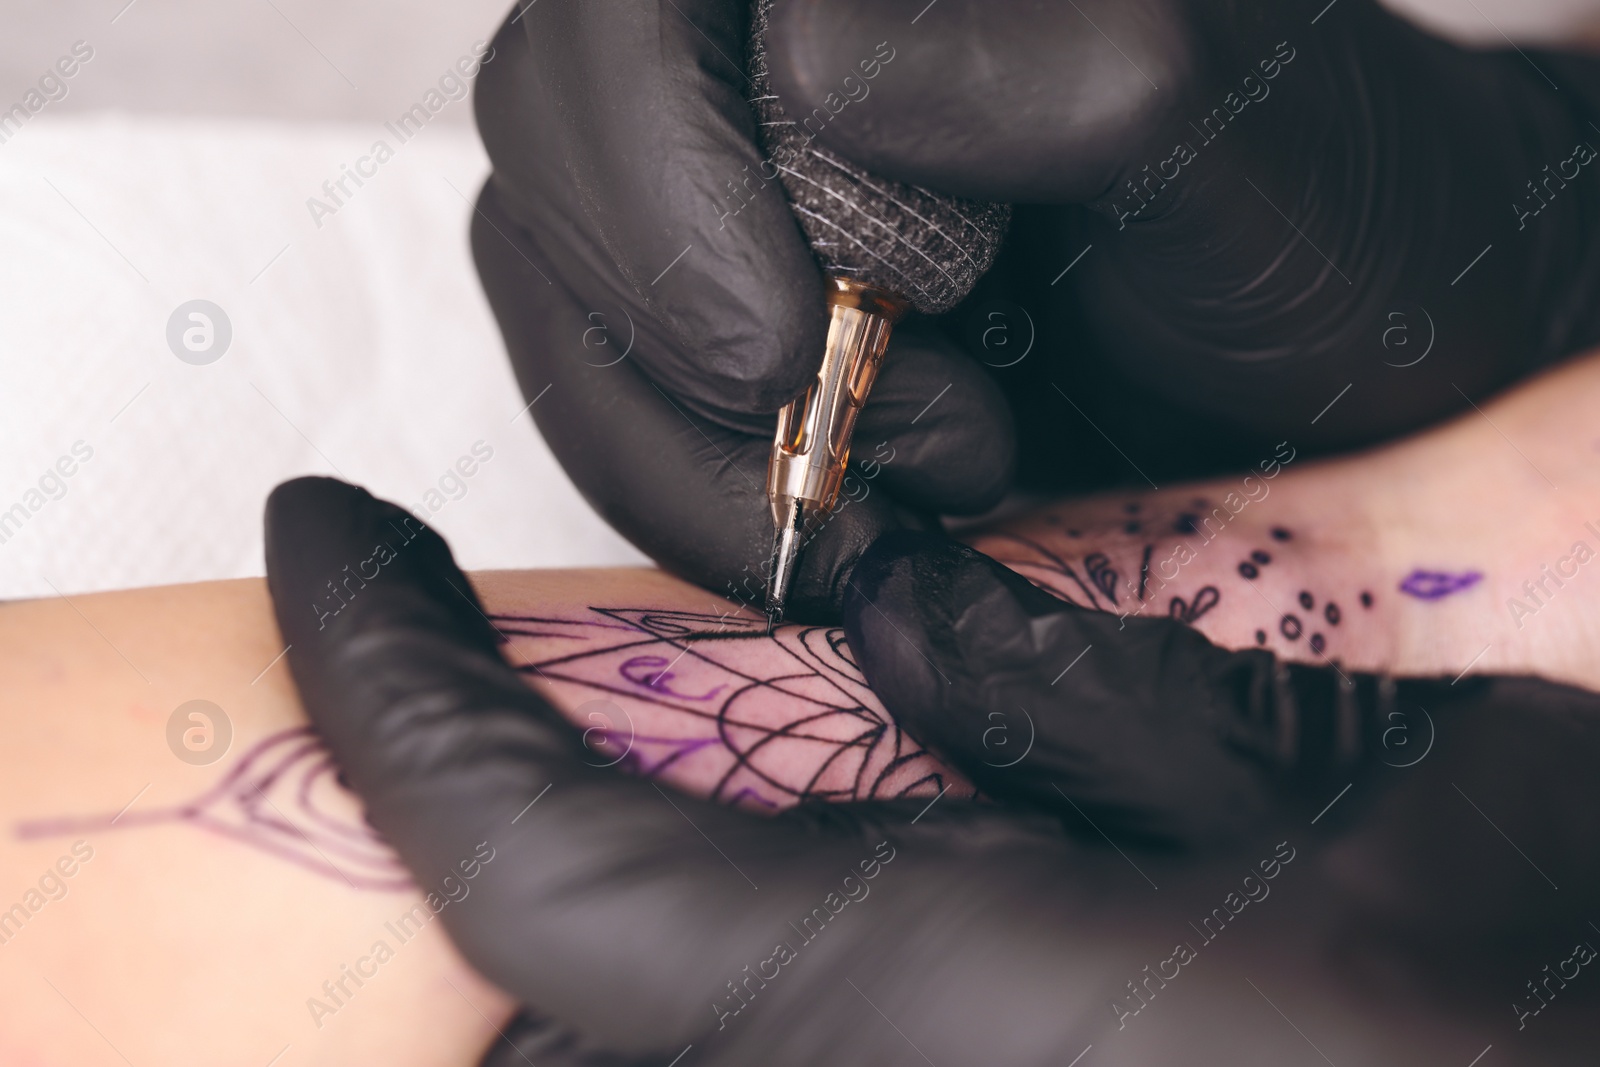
2,349,1598,1065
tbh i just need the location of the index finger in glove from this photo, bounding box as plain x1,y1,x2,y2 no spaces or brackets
473,180,1011,619
477,0,826,419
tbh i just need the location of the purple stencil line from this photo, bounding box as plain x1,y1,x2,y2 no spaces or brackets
1398,569,1483,600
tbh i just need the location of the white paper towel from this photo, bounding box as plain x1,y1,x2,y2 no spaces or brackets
0,111,649,598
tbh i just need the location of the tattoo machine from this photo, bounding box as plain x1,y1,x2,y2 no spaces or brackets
748,0,1011,627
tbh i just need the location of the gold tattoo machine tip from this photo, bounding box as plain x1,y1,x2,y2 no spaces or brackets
763,277,909,626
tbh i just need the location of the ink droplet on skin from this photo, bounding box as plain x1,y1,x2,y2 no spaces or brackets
1281,614,1303,640
1124,521,1141,534
1271,527,1292,542
1174,513,1199,534
1360,591,1374,608
1239,562,1259,579
1298,591,1314,611
1251,550,1271,565
1255,629,1267,645
1309,633,1326,654
1325,602,1341,625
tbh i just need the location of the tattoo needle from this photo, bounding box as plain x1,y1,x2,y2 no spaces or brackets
764,278,908,625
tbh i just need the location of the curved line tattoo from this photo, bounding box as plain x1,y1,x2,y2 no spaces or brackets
14,728,413,891
493,607,958,811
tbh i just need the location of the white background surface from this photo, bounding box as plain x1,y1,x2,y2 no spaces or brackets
0,1,651,599
0,0,1596,598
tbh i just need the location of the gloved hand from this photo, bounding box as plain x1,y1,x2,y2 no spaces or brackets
264,478,1600,1065
471,0,1600,618
841,531,1436,846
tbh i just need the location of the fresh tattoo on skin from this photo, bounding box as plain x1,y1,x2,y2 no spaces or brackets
492,607,965,810
973,496,1383,665
12,605,966,889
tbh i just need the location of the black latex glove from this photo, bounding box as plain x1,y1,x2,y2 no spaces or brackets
470,3,1015,623
841,532,1439,846
472,0,1600,617
265,478,1600,1065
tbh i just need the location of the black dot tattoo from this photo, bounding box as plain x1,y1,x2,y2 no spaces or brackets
1174,513,1199,534
1281,614,1303,640
1125,502,1141,514
1239,562,1259,579
1325,602,1341,625
1360,591,1374,608
1309,633,1326,654
1124,521,1141,534
1271,527,1292,542
1251,549,1271,565
1298,591,1314,610
1255,629,1268,645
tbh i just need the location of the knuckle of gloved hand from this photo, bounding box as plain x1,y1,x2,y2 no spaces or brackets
875,397,1016,516
653,285,822,414
765,0,1199,165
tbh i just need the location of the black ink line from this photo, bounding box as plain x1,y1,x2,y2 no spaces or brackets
501,607,955,807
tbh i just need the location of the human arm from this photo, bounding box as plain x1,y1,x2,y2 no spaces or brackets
0,579,513,1067
0,562,963,1065
263,477,1600,1066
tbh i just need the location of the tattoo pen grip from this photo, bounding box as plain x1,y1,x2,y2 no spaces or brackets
765,278,909,623
747,0,1009,623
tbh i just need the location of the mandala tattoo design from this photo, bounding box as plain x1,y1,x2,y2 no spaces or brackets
492,607,957,810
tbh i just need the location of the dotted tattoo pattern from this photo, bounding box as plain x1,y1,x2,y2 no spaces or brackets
980,501,1377,661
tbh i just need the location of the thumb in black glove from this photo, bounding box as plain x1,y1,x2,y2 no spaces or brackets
844,531,1481,848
